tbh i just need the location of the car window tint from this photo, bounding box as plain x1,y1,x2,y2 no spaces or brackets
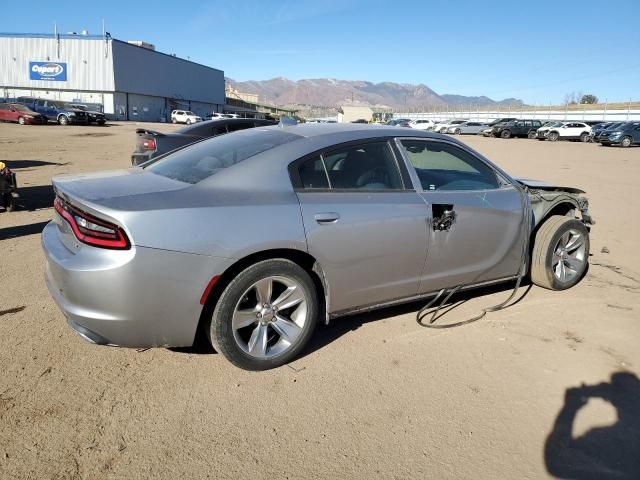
212,125,228,136
298,156,329,189
321,142,402,190
227,122,253,132
400,140,499,191
147,129,300,184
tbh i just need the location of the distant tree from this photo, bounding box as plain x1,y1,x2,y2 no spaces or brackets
580,94,598,104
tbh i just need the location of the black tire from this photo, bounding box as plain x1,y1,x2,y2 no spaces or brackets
579,133,590,143
620,136,632,148
172,118,177,124
18,116,25,125
547,131,559,142
531,215,589,290
537,138,546,141
58,115,69,126
500,129,511,139
186,119,192,125
208,259,319,370
97,120,106,126
528,130,537,139
454,128,461,135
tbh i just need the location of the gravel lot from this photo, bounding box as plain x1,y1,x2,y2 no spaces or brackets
1,122,639,479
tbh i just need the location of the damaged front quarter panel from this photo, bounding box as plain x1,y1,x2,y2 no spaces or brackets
519,178,594,227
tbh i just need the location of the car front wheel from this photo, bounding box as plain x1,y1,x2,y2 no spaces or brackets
531,215,589,290
18,116,25,125
620,136,632,148
580,133,590,143
528,131,537,139
500,130,511,139
208,259,319,370
58,115,69,126
547,132,559,141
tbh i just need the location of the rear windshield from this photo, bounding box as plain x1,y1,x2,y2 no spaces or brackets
147,128,299,184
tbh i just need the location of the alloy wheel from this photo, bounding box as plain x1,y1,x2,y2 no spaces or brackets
552,229,587,283
232,275,308,358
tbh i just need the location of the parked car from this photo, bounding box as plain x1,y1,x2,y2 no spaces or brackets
44,124,593,370
68,104,106,125
446,121,488,135
17,97,88,125
429,120,448,132
536,121,566,140
598,122,639,147
409,119,435,130
171,110,202,125
205,113,226,120
386,118,411,126
436,120,466,133
492,120,543,139
132,118,277,165
592,122,624,142
351,119,369,124
546,122,592,142
0,103,47,125
480,118,518,137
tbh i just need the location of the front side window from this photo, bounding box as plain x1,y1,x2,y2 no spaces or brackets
322,142,403,190
399,140,499,191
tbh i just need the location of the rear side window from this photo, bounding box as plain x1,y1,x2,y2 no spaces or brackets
322,142,403,190
298,156,329,189
400,140,499,191
148,129,299,184
227,121,253,132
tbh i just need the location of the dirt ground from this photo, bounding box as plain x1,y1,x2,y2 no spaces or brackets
1,122,639,479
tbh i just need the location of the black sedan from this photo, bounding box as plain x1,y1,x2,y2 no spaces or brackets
131,118,276,165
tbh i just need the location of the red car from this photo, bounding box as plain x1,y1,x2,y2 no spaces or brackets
0,103,47,125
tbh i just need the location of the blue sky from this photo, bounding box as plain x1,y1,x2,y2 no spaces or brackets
4,0,640,104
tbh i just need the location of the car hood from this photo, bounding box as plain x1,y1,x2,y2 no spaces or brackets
516,177,585,194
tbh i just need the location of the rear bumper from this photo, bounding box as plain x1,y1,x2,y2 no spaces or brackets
42,221,234,348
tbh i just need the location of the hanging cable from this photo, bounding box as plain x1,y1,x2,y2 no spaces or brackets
417,184,532,329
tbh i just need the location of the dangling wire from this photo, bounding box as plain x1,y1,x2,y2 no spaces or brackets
417,184,532,329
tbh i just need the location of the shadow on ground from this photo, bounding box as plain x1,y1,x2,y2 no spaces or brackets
0,221,49,241
545,372,640,479
11,184,54,211
175,279,533,357
2,160,69,169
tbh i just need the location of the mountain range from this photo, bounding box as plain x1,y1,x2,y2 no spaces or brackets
226,77,523,109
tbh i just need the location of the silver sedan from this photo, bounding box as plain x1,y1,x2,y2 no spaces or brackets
446,121,489,135
43,124,593,370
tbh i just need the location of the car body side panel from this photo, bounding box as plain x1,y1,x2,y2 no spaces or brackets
417,187,525,292
297,191,429,313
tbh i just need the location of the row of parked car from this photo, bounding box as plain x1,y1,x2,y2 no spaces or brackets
0,97,106,126
388,117,640,147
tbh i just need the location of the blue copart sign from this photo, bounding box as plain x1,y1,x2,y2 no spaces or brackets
29,62,67,81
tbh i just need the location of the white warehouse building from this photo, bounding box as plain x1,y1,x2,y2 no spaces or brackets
0,33,225,122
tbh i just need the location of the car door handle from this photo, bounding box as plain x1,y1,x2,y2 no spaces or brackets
314,212,340,224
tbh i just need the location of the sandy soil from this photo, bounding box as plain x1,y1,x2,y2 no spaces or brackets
1,122,639,479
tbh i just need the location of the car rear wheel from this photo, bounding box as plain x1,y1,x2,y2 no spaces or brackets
58,115,69,126
172,118,177,124
620,136,632,148
547,131,559,142
531,215,589,290
580,133,590,143
500,129,511,139
527,130,537,139
208,259,318,370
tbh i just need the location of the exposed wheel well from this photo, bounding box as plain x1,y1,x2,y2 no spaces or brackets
195,249,326,345
529,201,578,257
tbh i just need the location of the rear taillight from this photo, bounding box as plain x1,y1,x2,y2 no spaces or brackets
141,137,156,150
54,196,130,250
